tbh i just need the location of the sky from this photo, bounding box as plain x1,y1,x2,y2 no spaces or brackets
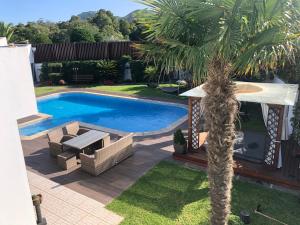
0,0,146,24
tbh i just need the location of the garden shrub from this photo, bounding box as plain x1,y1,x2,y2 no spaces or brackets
48,73,63,84
40,62,63,81
96,60,120,82
48,62,63,73
62,61,98,83
40,59,149,84
40,63,49,81
62,61,79,82
61,60,121,83
144,65,158,82
130,60,146,82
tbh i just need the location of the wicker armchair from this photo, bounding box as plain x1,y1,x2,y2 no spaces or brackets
80,133,134,176
47,128,74,157
64,122,90,136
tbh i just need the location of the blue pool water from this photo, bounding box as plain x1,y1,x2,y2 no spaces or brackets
20,92,187,136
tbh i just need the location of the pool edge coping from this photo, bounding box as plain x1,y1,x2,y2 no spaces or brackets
20,91,188,140
18,113,53,127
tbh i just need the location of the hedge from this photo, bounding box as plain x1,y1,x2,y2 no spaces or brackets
40,57,149,84
48,73,63,84
130,60,146,82
40,62,63,81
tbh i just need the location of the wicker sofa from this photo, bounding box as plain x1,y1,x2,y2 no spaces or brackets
80,133,134,176
64,121,91,136
47,128,74,157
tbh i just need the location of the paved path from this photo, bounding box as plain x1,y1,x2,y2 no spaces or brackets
28,171,123,225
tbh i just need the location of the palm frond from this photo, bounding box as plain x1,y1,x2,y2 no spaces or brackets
138,0,300,84
0,22,14,42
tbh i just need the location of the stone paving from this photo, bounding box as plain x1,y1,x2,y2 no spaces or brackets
28,171,123,225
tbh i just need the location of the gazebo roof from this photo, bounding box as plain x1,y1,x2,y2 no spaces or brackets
181,81,299,106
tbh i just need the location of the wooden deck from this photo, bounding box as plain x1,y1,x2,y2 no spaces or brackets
174,150,300,190
22,132,177,205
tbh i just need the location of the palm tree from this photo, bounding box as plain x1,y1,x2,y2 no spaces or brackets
137,0,300,224
0,22,14,42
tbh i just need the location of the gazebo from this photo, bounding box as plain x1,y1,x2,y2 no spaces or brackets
180,81,299,170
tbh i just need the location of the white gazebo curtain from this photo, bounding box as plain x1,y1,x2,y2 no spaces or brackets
261,76,297,168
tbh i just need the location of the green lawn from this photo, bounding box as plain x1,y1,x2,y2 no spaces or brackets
35,84,184,100
107,161,300,225
35,86,66,96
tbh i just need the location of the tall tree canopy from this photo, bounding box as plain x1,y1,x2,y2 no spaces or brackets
3,9,143,44
138,0,300,225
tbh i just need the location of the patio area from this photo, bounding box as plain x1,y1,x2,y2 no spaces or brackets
22,128,178,205
28,171,123,225
20,102,300,225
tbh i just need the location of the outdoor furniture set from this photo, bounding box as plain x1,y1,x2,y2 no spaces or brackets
47,121,134,175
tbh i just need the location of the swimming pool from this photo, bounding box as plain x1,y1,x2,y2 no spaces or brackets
20,92,187,136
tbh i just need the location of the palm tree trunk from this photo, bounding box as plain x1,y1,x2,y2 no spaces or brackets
203,59,238,225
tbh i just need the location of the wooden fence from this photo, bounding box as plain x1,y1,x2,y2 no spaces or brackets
33,41,141,63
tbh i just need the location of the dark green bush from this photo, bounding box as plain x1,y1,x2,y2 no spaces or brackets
49,63,63,73
144,65,158,82
62,61,98,82
130,60,146,82
40,59,149,84
96,60,120,82
40,62,63,81
62,60,121,83
48,73,63,84
40,63,49,81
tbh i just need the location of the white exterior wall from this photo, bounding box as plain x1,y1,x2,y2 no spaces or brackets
0,62,36,225
0,38,37,224
0,37,8,46
0,44,38,119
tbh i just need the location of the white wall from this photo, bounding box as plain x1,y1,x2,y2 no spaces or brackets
0,44,38,119
0,37,8,46
0,64,36,225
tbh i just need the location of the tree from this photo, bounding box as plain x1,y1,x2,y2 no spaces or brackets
0,22,14,41
90,9,115,29
129,22,147,41
50,29,70,43
129,9,152,41
119,19,131,37
12,22,52,44
70,27,95,42
138,0,300,224
90,9,124,40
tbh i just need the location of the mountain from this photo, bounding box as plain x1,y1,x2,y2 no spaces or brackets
122,10,141,22
77,11,97,20
122,9,150,22
77,9,148,22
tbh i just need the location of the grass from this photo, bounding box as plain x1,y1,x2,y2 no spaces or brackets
35,84,185,99
107,161,300,225
35,86,66,96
